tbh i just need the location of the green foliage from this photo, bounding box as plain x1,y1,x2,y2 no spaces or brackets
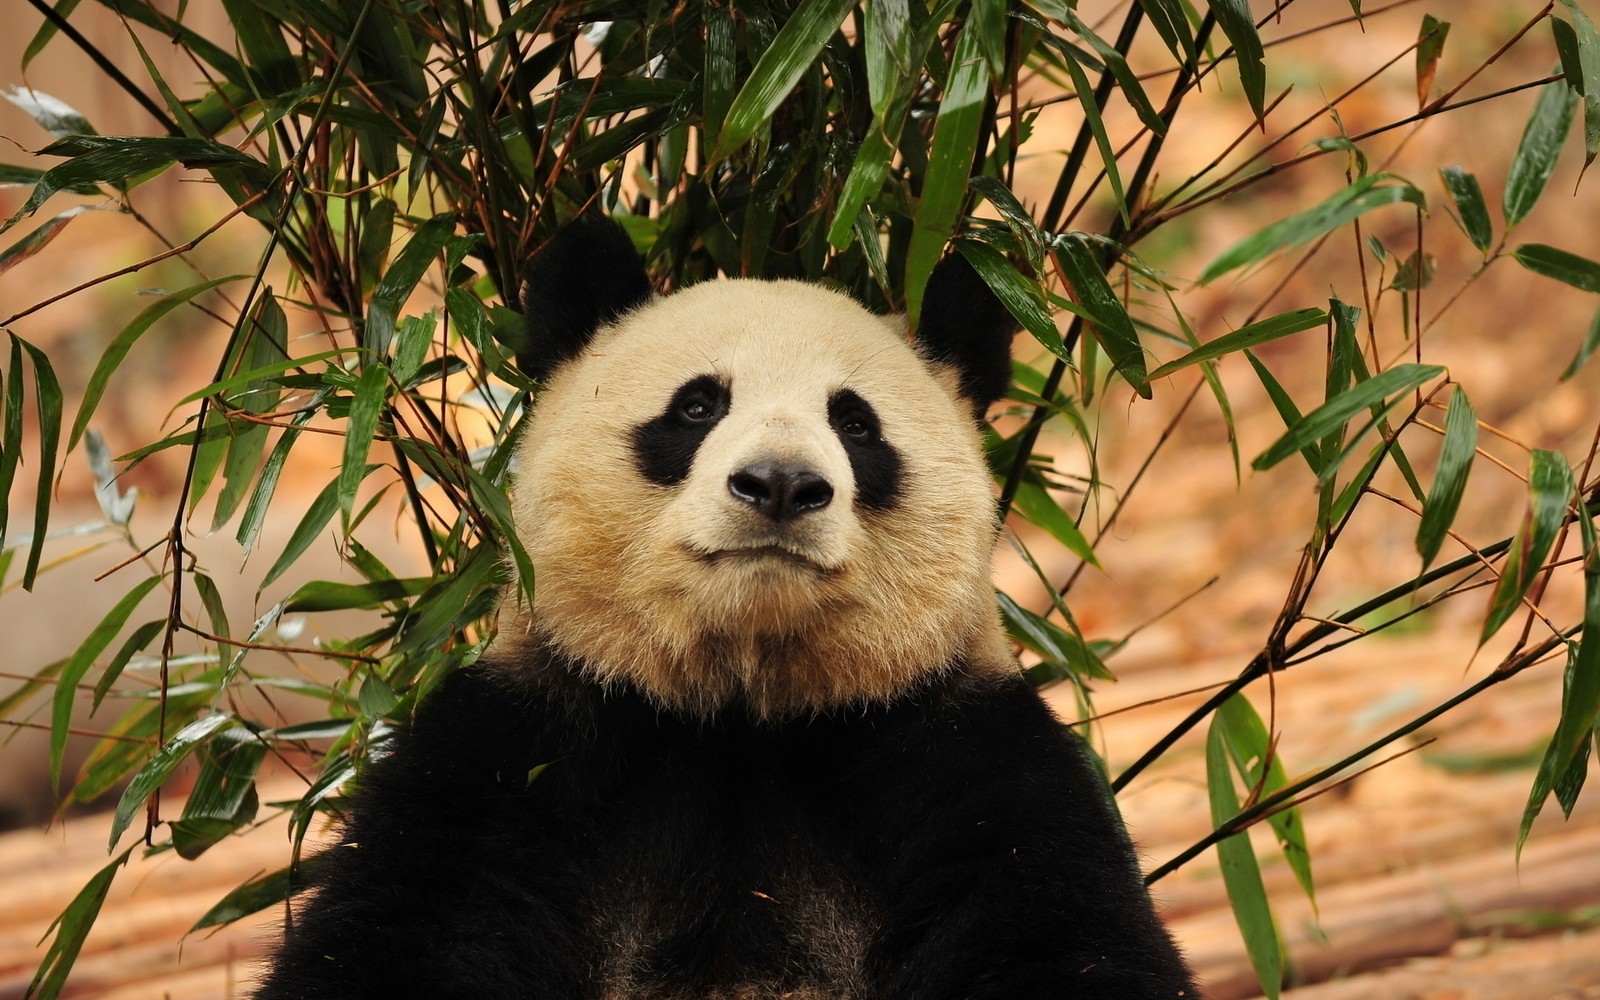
1,3,1598,998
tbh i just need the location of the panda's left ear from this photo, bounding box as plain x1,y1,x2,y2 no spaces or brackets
914,251,1018,420
519,215,652,381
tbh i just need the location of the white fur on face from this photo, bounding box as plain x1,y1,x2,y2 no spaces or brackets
497,279,1008,717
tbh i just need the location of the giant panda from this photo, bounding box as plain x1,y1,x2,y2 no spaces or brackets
253,215,1198,999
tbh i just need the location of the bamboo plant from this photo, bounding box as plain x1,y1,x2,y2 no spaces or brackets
2,1,1599,997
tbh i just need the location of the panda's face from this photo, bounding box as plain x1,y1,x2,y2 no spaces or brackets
506,279,1009,718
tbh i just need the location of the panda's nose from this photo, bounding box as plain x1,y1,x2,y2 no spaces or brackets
728,462,834,521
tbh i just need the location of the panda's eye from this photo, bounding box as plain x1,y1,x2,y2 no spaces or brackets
828,389,884,448
667,375,728,426
838,414,873,443
680,397,716,422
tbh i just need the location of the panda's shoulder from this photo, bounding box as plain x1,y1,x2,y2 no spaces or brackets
372,656,598,795
876,667,1100,780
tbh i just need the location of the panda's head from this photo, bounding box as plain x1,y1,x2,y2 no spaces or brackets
500,216,1019,718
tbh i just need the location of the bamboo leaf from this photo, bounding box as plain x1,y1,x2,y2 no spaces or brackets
1556,514,1600,767
1416,15,1450,109
1060,10,1166,134
71,688,210,806
194,572,231,642
1415,387,1478,570
85,429,134,526
172,725,266,859
190,863,299,932
1389,249,1436,292
905,20,991,322
864,0,912,119
339,364,389,528
51,574,166,791
357,196,396,296
710,0,856,160
969,176,1048,268
109,712,234,851
955,240,1066,360
968,0,1006,77
854,210,892,297
1519,531,1600,856
0,206,91,277
390,542,499,661
1055,235,1146,396
1216,694,1316,907
1482,450,1575,644
1323,300,1361,460
15,336,62,590
260,469,372,593
1207,703,1284,1000
463,460,536,609
1562,304,1600,379
997,590,1114,683
392,311,438,386
186,408,229,517
214,292,288,530
237,402,321,555
21,1,85,70
1210,0,1267,120
1,84,94,138
1145,308,1326,384
0,655,64,722
1134,0,1198,68
1052,38,1128,225
828,129,898,251
1439,166,1492,253
173,348,355,409
366,214,454,356
1512,242,1600,293
827,0,957,258
221,0,298,93
1201,174,1426,283
288,751,358,856
1010,476,1099,566
0,337,24,551
28,847,134,1000
3,137,267,235
68,275,245,458
1253,364,1444,472
1168,293,1242,479
702,4,737,148
1555,0,1600,172
1504,78,1577,227
89,618,164,713
284,577,429,612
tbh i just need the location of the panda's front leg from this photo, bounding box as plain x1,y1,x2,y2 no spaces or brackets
857,674,1198,1000
251,666,599,999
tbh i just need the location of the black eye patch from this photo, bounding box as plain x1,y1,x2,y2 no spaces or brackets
828,389,902,512
633,375,730,487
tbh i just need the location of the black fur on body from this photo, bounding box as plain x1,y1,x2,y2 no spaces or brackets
253,652,1196,998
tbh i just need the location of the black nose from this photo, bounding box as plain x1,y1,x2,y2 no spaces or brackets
728,463,834,521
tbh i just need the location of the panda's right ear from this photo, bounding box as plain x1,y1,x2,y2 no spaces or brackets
518,215,652,381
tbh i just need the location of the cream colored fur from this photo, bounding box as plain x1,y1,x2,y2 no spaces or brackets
495,278,1010,717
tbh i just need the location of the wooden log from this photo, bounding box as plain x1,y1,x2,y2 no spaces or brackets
1258,926,1600,1000
1174,821,1600,999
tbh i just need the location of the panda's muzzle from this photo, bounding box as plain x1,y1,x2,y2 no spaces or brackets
727,461,834,522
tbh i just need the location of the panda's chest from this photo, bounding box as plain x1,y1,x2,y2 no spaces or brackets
592,861,874,999
582,721,879,998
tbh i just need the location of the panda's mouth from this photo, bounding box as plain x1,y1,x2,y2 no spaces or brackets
686,543,838,575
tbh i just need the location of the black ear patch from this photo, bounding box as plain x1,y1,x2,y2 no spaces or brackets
519,215,652,381
914,252,1018,419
